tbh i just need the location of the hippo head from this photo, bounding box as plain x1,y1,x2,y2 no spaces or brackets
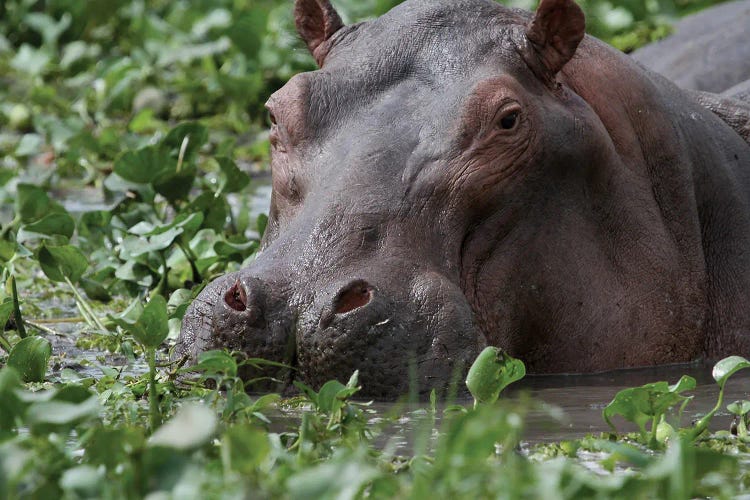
176,0,614,398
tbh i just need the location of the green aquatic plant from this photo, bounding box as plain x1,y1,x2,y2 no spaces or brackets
465,346,526,407
602,356,750,447
603,374,695,447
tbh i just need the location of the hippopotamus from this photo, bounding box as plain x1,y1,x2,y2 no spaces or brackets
175,0,750,398
631,0,750,95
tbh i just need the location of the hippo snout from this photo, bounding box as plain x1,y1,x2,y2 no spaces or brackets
176,264,485,397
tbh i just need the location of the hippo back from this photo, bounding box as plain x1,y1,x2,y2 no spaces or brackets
631,0,750,94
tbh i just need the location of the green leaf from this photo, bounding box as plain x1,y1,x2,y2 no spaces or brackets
27,396,100,431
38,243,89,283
317,380,347,413
17,212,75,241
223,424,270,474
256,213,268,239
135,295,169,348
727,400,750,416
602,376,696,435
187,350,238,379
80,277,112,302
226,10,268,60
148,404,217,450
712,356,750,389
113,146,170,184
0,299,14,330
154,166,197,203
15,184,64,223
465,347,526,405
162,122,208,159
7,336,52,382
0,367,25,433
216,156,250,194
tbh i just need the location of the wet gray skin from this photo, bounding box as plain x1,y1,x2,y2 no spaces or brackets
176,0,750,398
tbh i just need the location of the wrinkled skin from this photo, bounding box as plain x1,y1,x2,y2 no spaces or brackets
176,0,750,398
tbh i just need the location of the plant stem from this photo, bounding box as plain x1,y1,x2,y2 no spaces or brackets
147,347,161,432
65,277,107,331
689,389,725,440
27,317,85,324
11,276,27,339
0,332,11,353
177,242,201,283
0,215,20,239
25,320,62,337
159,251,169,297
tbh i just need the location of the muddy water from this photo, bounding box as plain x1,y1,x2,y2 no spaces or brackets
516,364,750,442
356,363,750,451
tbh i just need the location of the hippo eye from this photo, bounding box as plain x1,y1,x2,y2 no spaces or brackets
498,111,518,130
268,110,277,126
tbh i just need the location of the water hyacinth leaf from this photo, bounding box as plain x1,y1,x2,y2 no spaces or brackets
59,465,102,497
214,239,258,259
154,165,197,202
85,427,145,470
727,400,750,416
122,213,204,258
186,350,238,378
148,404,217,450
113,146,170,184
602,376,696,434
0,367,24,432
167,288,194,319
162,122,208,159
54,384,96,404
712,356,750,389
16,212,75,241
226,10,268,60
286,452,381,500
120,229,181,258
26,396,100,431
317,380,347,414
38,243,88,283
465,346,526,405
136,295,169,348
188,192,229,231
0,299,13,330
15,183,64,223
0,239,16,262
256,213,268,239
80,277,112,302
223,424,270,474
7,336,52,382
216,156,250,194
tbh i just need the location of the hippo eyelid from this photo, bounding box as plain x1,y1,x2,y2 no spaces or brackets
493,102,523,132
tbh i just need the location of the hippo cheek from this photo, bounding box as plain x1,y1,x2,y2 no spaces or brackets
295,274,486,398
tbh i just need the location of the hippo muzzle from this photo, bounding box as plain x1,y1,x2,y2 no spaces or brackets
176,255,484,397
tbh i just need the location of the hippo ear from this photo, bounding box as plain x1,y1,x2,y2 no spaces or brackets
525,0,585,77
294,0,345,67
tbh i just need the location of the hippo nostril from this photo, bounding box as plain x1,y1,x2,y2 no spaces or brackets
333,280,374,315
224,280,247,312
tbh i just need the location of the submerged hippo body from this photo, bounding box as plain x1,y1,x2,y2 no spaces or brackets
176,0,750,397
